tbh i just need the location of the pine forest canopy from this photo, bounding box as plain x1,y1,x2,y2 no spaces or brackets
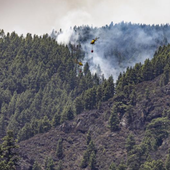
0,29,114,141
1,22,170,169
0,23,170,142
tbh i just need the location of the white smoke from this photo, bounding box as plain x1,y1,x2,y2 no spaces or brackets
53,22,170,80
56,29,74,45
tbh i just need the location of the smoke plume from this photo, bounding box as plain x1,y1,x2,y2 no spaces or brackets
53,22,170,80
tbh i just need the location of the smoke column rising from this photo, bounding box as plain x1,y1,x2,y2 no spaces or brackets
54,22,170,80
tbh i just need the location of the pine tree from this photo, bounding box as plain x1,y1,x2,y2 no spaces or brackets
17,123,32,142
129,89,136,106
67,106,74,120
109,107,120,131
88,141,96,154
162,64,170,85
57,160,63,170
165,149,170,170
108,162,117,170
0,130,19,170
145,88,150,100
125,133,136,153
60,106,74,123
96,86,102,103
142,59,153,81
117,161,127,170
107,76,115,96
80,150,89,168
52,113,61,127
152,159,165,170
89,151,96,170
56,138,63,159
0,114,6,138
86,130,91,145
84,62,90,76
74,96,84,115
44,157,55,170
42,116,51,132
32,161,42,170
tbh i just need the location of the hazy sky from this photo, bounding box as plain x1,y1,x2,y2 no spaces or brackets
1,0,170,35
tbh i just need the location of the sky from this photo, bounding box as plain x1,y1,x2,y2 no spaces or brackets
1,0,170,36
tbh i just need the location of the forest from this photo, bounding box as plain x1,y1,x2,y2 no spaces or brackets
1,23,170,169
0,29,115,142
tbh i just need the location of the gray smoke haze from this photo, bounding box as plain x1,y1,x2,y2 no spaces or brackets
54,22,170,80
2,0,170,79
1,0,170,36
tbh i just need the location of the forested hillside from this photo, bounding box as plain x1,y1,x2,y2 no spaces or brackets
16,43,170,170
0,29,114,143
1,26,170,170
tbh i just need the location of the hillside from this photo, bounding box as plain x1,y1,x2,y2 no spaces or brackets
1,27,170,170
17,74,170,170
0,30,115,142
17,42,170,169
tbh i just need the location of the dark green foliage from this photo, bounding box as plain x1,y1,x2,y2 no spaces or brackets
145,88,150,100
80,150,89,168
0,130,19,170
57,160,63,170
108,162,117,170
83,62,90,76
96,86,102,104
0,31,108,141
129,89,137,106
60,106,74,123
32,161,42,170
0,115,6,138
87,141,96,154
127,143,148,170
116,44,170,93
35,116,51,134
84,87,96,110
160,63,170,86
56,138,63,159
103,76,115,101
125,133,136,153
86,130,91,145
17,123,32,142
165,149,170,170
112,94,127,116
109,106,120,131
153,160,166,170
41,116,51,132
144,117,169,150
140,159,165,170
117,162,127,170
80,140,97,169
44,157,55,170
89,151,96,170
74,96,84,115
74,76,114,113
52,113,61,127
126,104,134,124
142,59,153,81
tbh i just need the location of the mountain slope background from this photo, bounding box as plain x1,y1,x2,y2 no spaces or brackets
1,23,170,169
18,71,170,170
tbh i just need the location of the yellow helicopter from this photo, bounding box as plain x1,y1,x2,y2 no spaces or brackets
90,37,99,53
75,59,83,66
90,37,99,44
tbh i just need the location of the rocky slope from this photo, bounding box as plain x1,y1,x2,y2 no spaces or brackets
17,75,170,170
